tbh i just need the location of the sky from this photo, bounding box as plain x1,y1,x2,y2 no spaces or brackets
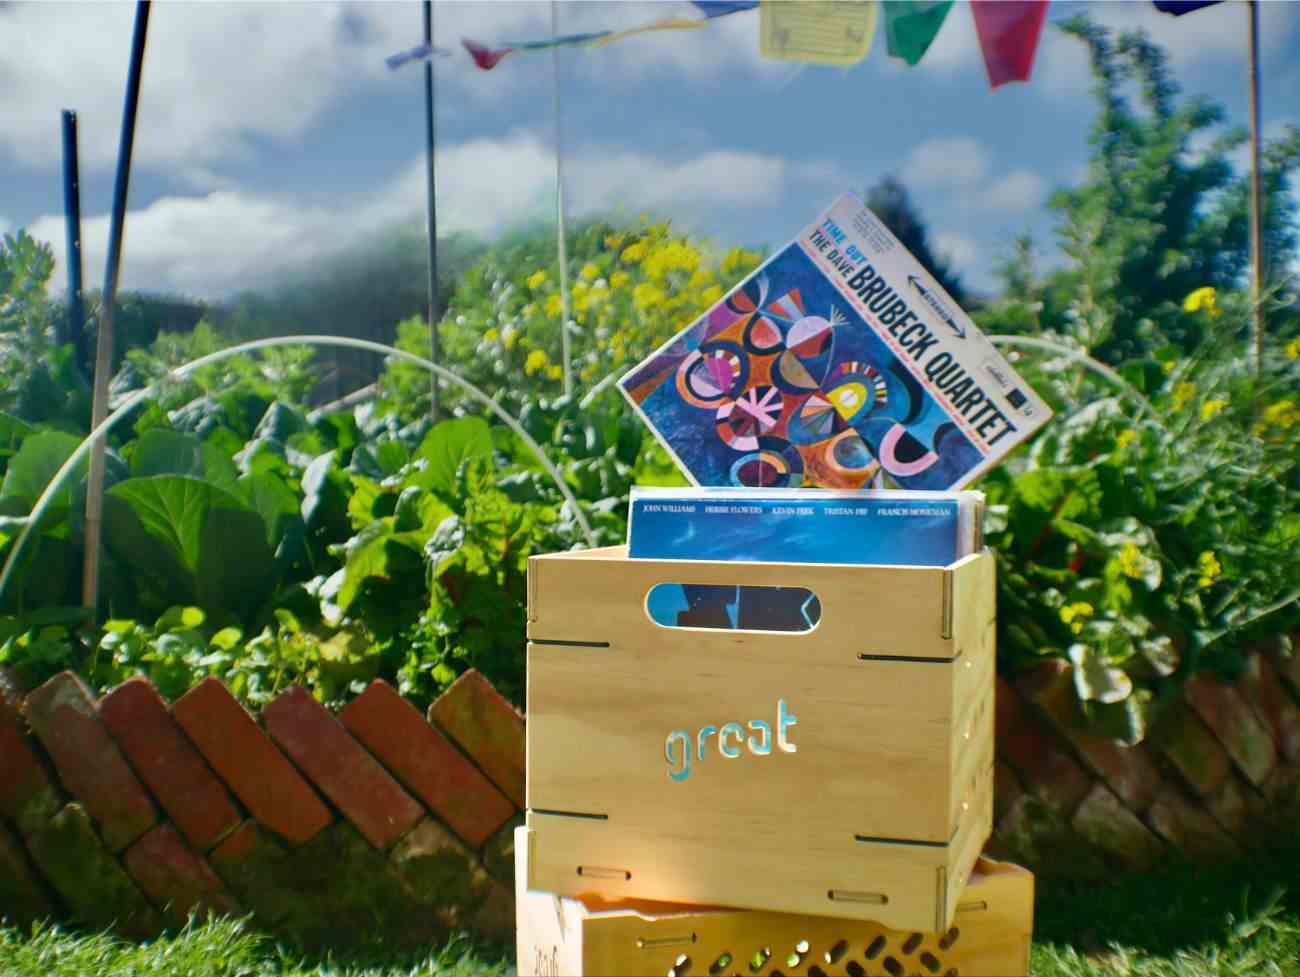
2,0,1298,304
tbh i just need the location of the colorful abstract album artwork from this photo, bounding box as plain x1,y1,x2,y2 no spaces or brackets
619,193,1051,491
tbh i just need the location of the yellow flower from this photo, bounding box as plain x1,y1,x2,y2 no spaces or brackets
604,233,624,251
502,326,518,350
580,262,599,281
544,294,563,318
642,240,702,282
1256,399,1300,434
1183,286,1219,317
632,282,666,312
1172,382,1197,410
621,241,648,264
527,269,548,290
1059,602,1095,635
610,270,630,289
722,246,762,276
524,349,549,376
1118,542,1143,580
1200,398,1228,421
1162,359,1176,374
1197,550,1222,588
546,365,562,381
1115,429,1137,450
698,284,723,307
482,328,499,343
1285,337,1300,361
688,268,714,289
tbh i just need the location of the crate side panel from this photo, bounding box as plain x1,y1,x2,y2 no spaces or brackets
525,810,948,931
529,551,953,660
527,642,955,842
547,856,1033,977
942,749,995,931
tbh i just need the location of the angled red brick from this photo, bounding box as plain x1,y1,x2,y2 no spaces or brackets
27,803,163,939
341,680,515,849
0,820,55,926
1184,674,1276,787
100,678,241,851
1275,641,1300,698
428,670,525,808
993,759,1024,824
995,675,1091,814
1237,655,1300,762
1070,783,1163,870
209,820,297,925
1149,701,1231,798
1018,661,1162,814
0,697,60,835
23,672,156,851
173,678,331,845
264,685,422,850
123,823,241,927
1145,785,1240,860
481,812,524,883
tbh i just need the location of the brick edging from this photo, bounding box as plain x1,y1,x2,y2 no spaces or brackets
990,637,1300,875
0,670,521,949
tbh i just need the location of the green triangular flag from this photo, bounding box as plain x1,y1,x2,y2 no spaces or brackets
884,0,954,67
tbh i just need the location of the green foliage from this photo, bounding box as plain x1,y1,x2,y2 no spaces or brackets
987,328,1300,743
0,231,90,427
0,918,510,977
385,218,764,420
976,16,1300,363
1032,842,1300,977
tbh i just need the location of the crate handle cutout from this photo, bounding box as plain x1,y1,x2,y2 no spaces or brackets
827,889,889,905
577,865,631,881
645,583,821,633
638,935,696,950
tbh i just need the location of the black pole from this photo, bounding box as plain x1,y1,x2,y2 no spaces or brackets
83,1,150,618
1246,0,1264,373
60,110,87,368
423,0,440,420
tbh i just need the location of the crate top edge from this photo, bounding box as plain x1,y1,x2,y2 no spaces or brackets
530,545,991,575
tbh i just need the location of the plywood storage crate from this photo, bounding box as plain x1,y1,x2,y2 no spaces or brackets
515,827,1032,977
525,545,996,933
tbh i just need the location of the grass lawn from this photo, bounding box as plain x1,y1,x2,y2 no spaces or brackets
1,845,1297,976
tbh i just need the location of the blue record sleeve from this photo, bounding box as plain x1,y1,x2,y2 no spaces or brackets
627,487,980,567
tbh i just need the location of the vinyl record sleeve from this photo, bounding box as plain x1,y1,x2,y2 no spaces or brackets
618,192,1051,490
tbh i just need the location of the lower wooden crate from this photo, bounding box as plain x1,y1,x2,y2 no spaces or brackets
515,826,1033,977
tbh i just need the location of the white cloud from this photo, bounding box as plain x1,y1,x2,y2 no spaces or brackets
982,169,1046,214
0,2,547,172
1035,0,1300,99
27,134,834,299
903,137,992,187
934,231,978,270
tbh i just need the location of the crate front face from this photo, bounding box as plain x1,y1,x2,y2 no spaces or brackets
516,821,1032,977
527,550,994,848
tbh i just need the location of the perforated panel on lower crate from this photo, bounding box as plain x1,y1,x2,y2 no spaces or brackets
515,828,1034,977
661,924,970,977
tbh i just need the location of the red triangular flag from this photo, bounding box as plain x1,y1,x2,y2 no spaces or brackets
970,0,1049,89
462,38,514,71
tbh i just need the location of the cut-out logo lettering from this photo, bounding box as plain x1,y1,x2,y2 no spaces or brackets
665,699,797,781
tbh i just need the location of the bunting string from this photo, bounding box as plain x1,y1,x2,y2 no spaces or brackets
385,1,1231,91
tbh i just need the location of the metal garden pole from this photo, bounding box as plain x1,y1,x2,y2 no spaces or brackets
82,0,150,619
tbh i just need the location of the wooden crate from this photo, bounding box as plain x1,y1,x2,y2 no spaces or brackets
526,545,995,932
515,827,1033,977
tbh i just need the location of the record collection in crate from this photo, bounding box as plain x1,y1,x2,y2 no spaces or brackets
516,194,1050,976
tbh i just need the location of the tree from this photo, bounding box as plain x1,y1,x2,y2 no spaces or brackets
865,176,968,306
979,16,1300,363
